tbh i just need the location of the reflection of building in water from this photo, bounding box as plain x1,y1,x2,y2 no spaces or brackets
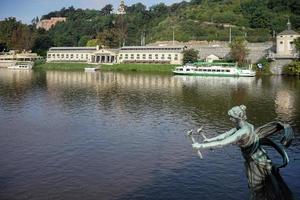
0,69,33,84
46,71,183,92
275,90,295,121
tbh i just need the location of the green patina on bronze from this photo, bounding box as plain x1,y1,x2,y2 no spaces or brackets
190,105,295,199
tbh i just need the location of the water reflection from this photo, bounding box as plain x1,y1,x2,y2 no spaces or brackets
0,68,33,84
0,70,299,200
0,69,34,111
275,90,296,122
46,71,183,92
44,71,300,135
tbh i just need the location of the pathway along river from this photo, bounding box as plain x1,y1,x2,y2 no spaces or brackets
0,69,299,200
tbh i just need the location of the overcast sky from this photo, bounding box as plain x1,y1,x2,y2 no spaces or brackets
0,0,183,24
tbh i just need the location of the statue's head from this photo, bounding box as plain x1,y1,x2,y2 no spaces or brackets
228,105,247,122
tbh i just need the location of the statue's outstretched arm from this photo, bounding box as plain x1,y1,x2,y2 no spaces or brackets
204,128,237,142
193,129,246,150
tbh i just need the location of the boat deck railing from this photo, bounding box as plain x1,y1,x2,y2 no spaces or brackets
192,62,253,69
193,61,237,67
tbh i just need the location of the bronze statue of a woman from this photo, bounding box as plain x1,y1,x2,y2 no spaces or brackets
192,105,294,200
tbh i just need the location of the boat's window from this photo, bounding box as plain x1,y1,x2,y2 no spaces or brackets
217,70,220,72
226,70,230,72
179,68,183,71
208,69,211,72
212,69,216,72
198,69,202,71
203,69,207,71
186,69,190,71
221,70,224,72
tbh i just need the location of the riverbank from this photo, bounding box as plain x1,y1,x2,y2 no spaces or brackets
34,62,93,70
101,64,177,73
34,62,178,73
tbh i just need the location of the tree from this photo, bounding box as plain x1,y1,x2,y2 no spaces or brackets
150,3,169,18
31,16,39,26
183,49,199,64
97,28,121,48
229,37,249,65
127,3,146,13
86,39,101,47
32,34,53,56
0,43,7,51
101,4,113,16
78,35,90,46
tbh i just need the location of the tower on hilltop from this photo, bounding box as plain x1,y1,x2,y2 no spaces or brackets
117,0,126,15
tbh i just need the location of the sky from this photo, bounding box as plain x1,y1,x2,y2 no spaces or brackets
0,0,183,24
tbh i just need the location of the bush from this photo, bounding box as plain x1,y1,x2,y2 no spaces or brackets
183,49,199,64
255,57,271,75
283,61,300,76
34,59,46,66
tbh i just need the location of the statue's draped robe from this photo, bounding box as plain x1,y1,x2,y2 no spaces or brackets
241,122,294,200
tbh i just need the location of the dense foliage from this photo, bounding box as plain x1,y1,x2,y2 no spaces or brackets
0,0,300,56
229,37,249,65
283,61,300,76
183,49,199,64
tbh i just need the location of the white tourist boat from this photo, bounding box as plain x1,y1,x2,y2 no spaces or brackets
8,63,33,70
173,63,255,77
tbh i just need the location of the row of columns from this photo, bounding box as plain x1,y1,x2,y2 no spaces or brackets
92,55,115,63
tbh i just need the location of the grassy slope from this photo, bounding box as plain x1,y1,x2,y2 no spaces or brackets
34,62,94,70
100,64,177,73
34,62,177,73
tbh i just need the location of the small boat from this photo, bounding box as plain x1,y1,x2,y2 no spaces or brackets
173,63,255,77
84,67,100,72
8,63,33,70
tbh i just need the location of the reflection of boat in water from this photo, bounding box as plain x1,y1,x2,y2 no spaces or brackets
173,63,255,77
8,62,33,70
174,75,255,86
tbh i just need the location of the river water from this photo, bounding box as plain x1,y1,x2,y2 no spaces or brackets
0,69,299,200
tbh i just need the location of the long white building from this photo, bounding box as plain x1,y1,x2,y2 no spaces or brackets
46,45,185,65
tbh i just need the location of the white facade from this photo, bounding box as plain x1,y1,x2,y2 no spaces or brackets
46,45,185,65
47,47,96,63
118,46,185,65
276,21,300,58
205,54,220,63
0,51,42,61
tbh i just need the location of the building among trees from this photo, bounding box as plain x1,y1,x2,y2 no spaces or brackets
268,20,300,60
116,0,126,15
267,20,300,74
276,20,300,58
0,50,42,67
36,17,66,31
